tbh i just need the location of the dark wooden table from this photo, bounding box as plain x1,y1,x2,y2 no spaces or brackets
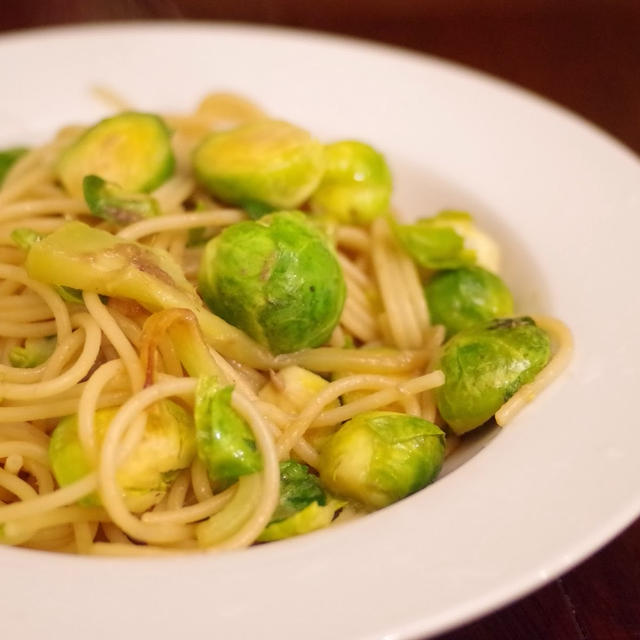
2,2,639,638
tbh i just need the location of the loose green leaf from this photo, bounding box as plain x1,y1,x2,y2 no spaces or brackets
83,174,160,225
258,498,344,542
257,461,345,542
8,336,56,368
271,461,326,522
0,147,28,185
10,227,43,250
194,379,262,486
393,211,477,270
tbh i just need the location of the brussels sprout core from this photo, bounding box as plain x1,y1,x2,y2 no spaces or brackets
436,317,551,434
198,211,346,354
309,140,392,224
425,266,514,337
319,411,445,509
193,119,324,217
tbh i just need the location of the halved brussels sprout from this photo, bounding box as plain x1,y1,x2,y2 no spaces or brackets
394,211,499,272
436,317,551,434
257,460,343,542
258,365,339,449
82,174,160,224
425,266,514,337
309,140,392,224
258,365,338,414
24,221,272,368
198,211,346,354
8,336,56,368
0,147,27,185
49,400,196,512
194,379,262,487
193,119,324,218
56,112,174,197
319,411,445,509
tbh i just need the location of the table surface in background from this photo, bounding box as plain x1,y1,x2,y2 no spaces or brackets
1,2,639,638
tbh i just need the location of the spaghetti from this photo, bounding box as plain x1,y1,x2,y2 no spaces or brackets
0,92,572,555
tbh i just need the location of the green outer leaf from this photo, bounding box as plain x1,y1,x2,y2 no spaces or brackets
0,147,27,185
436,317,552,434
424,266,514,337
194,379,262,485
10,227,43,250
270,460,326,523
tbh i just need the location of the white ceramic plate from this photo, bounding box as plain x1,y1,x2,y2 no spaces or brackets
1,23,639,640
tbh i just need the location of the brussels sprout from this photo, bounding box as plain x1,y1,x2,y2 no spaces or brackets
24,221,273,368
82,174,160,224
49,400,196,512
193,119,324,218
0,147,27,185
56,112,174,197
258,366,339,449
309,140,392,224
194,379,262,487
8,336,56,368
319,411,445,509
258,365,338,414
394,211,499,272
198,211,346,354
425,266,514,337
436,317,551,435
257,461,343,542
